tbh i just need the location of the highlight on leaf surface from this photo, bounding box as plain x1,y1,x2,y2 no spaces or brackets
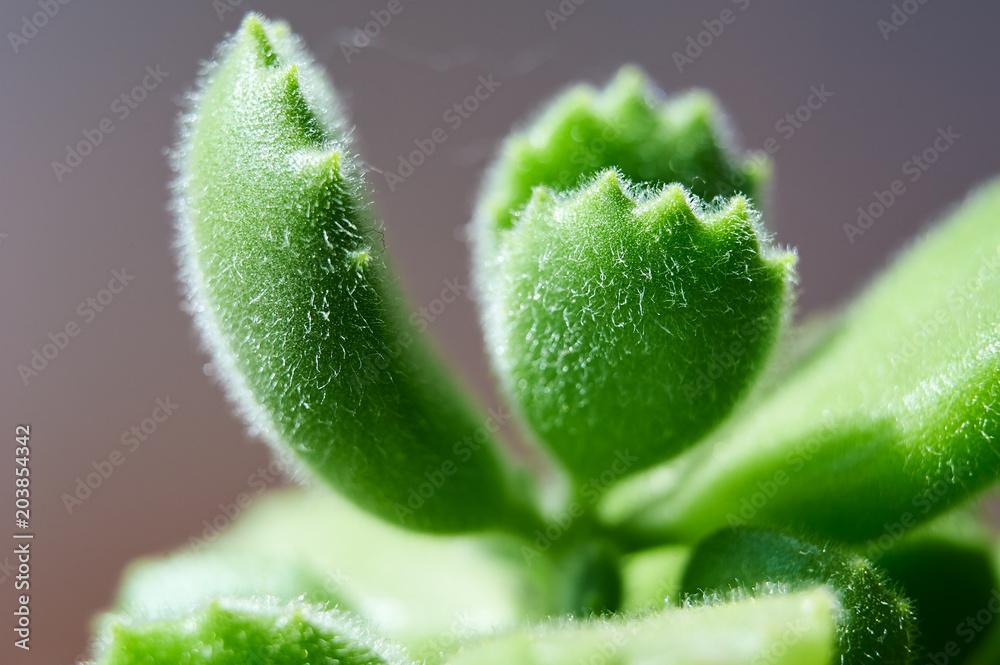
477,169,794,480
606,176,1000,543
114,549,345,619
680,527,916,665
91,598,412,665
108,488,556,665
448,588,837,665
173,13,538,533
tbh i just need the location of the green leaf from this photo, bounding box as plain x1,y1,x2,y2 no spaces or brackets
447,588,837,665
606,177,1000,542
473,66,791,481
476,169,794,480
680,527,916,665
91,598,413,665
112,488,556,664
870,510,999,664
619,544,691,612
475,65,770,248
114,550,346,619
962,527,1000,665
173,13,538,533
549,539,623,616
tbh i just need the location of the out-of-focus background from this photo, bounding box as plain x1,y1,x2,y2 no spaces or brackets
1,1,999,663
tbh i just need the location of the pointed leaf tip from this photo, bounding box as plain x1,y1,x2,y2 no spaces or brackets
241,13,279,68
174,13,542,534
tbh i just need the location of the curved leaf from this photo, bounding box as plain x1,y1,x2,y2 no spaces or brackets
173,13,538,533
680,527,916,665
447,589,836,665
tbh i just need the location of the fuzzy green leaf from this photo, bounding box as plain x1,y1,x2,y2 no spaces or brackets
606,177,1000,542
681,527,916,665
962,526,1000,665
473,66,791,481
475,65,770,247
619,544,691,612
477,169,793,480
114,550,345,618
91,598,412,665
111,488,556,664
473,66,773,324
173,13,538,533
870,510,999,664
447,589,837,665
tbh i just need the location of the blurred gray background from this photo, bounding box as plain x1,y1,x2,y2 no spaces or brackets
2,1,999,663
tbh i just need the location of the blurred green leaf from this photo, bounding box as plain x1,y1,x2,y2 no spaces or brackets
680,527,916,665
447,589,836,665
874,510,999,665
111,489,555,664
114,549,344,618
93,598,412,665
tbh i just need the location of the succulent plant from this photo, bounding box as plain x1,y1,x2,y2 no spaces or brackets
84,13,1000,665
